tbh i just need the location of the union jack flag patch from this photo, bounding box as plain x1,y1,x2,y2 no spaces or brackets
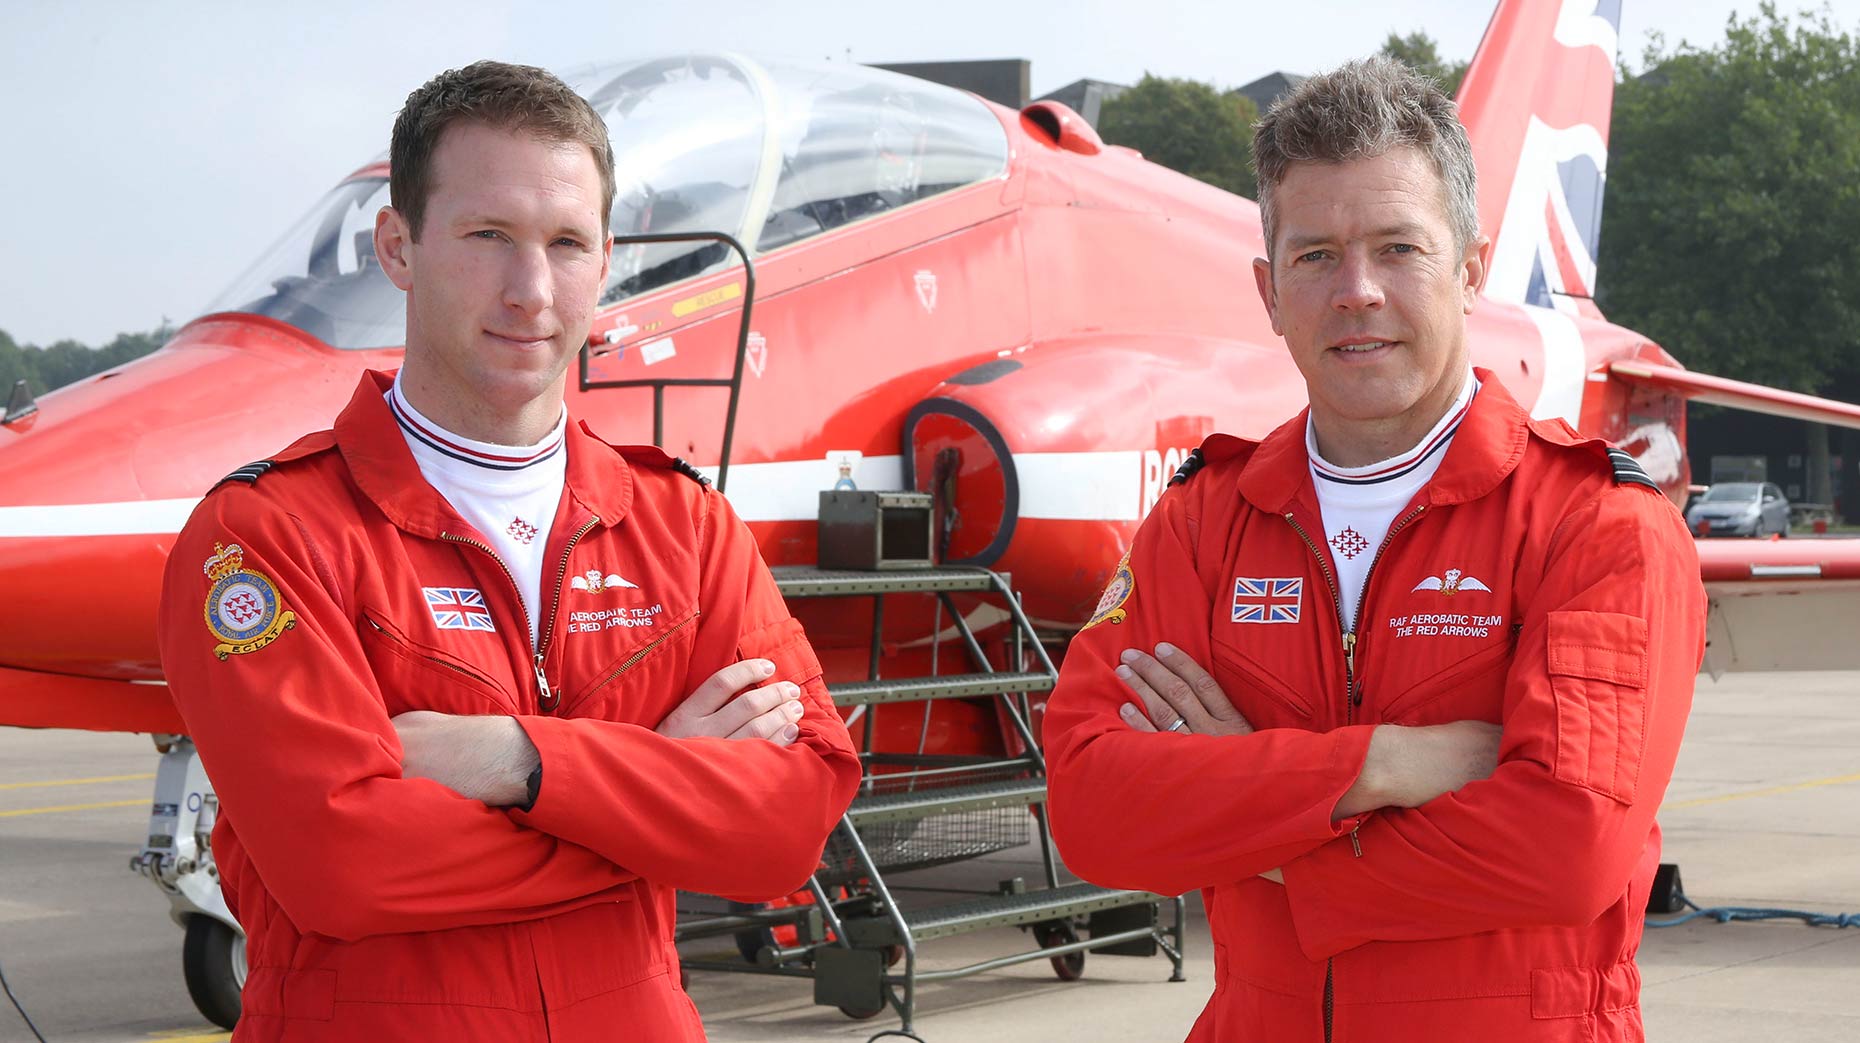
424,587,496,632
1232,577,1302,624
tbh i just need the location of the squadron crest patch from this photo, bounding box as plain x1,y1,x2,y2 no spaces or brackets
1081,553,1135,631
202,542,296,660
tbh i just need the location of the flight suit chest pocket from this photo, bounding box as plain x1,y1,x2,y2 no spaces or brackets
558,606,701,722
1209,638,1314,729
1547,610,1650,804
358,610,516,717
1378,637,1514,726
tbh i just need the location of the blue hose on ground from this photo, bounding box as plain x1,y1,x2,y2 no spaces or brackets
1647,893,1859,929
0,955,50,1043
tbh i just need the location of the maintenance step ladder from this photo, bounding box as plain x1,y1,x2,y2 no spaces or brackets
676,565,1185,1042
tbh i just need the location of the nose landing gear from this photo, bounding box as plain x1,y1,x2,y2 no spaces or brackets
131,736,244,1030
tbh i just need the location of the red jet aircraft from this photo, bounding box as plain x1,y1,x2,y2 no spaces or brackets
3,1,1859,803
6,0,1860,1028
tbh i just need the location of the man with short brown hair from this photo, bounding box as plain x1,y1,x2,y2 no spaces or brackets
159,60,860,1040
389,60,618,245
1046,57,1704,1041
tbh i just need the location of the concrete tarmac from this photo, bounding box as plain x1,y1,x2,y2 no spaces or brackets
0,669,1854,1042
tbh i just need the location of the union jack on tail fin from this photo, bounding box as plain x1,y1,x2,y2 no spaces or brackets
1458,0,1621,319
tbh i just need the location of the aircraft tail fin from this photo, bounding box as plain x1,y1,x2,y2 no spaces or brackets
1457,0,1621,316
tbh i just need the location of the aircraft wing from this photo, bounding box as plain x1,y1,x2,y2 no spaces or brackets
1694,538,1860,674
1606,361,1860,672
1609,361,1860,430
0,665,182,733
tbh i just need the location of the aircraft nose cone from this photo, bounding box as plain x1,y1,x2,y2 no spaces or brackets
0,316,386,679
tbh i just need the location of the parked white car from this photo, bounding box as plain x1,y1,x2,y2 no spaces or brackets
1686,482,1791,537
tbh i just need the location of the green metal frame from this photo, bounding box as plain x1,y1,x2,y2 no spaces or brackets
675,565,1186,1041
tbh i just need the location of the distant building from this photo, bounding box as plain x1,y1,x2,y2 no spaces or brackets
1688,408,1858,520
874,61,1306,129
1233,71,1306,114
871,60,1030,109
1033,78,1130,127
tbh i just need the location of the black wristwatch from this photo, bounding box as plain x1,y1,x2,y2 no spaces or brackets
520,763,543,812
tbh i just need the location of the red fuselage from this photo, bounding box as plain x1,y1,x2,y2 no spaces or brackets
0,100,1685,732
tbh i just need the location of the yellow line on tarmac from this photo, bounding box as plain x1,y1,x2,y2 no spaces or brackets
0,798,146,818
1662,771,1860,811
0,772,155,791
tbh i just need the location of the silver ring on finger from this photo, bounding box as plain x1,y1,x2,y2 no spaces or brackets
1167,717,1190,733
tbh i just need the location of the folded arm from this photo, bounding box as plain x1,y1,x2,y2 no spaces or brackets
157,493,638,943
1044,490,1377,897
1279,490,1706,958
510,491,862,901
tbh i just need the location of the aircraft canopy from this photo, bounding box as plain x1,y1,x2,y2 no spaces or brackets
208,54,1010,350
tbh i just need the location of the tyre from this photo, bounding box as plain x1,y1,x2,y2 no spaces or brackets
182,916,245,1030
1032,919,1085,981
833,946,900,1019
733,924,775,964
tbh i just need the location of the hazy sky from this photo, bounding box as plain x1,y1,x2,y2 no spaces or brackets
4,0,1855,346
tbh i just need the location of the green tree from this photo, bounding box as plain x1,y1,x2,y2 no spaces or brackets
1598,5,1860,396
0,325,170,401
1098,74,1259,198
1379,30,1468,97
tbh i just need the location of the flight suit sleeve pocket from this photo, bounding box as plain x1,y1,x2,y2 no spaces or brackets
1531,960,1640,1019
741,617,827,709
1546,610,1649,804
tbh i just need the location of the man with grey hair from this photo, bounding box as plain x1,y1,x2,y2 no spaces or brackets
1046,57,1703,1041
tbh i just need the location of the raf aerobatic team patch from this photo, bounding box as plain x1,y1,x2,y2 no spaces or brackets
202,542,296,660
1081,553,1135,631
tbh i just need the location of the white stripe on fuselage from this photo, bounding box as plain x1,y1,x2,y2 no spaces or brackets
0,450,1158,537
1014,451,1143,521
0,498,200,538
696,451,1144,522
687,455,908,522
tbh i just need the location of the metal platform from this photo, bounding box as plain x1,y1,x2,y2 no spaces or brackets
880,883,1161,944
847,777,1047,826
827,671,1054,707
772,565,1005,597
677,562,1183,1041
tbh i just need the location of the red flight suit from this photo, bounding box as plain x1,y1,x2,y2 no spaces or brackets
1045,371,1705,1042
157,371,861,1041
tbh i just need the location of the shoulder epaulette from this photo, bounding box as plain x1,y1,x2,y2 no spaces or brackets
670,456,713,488
207,431,337,494
613,443,714,488
1168,448,1206,487
1606,447,1661,492
1167,433,1257,487
219,460,274,486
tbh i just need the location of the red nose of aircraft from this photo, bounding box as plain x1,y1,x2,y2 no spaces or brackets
0,315,392,679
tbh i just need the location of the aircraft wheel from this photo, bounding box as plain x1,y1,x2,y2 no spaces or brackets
834,948,900,1019
734,925,774,964
182,916,245,1030
1033,919,1085,981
